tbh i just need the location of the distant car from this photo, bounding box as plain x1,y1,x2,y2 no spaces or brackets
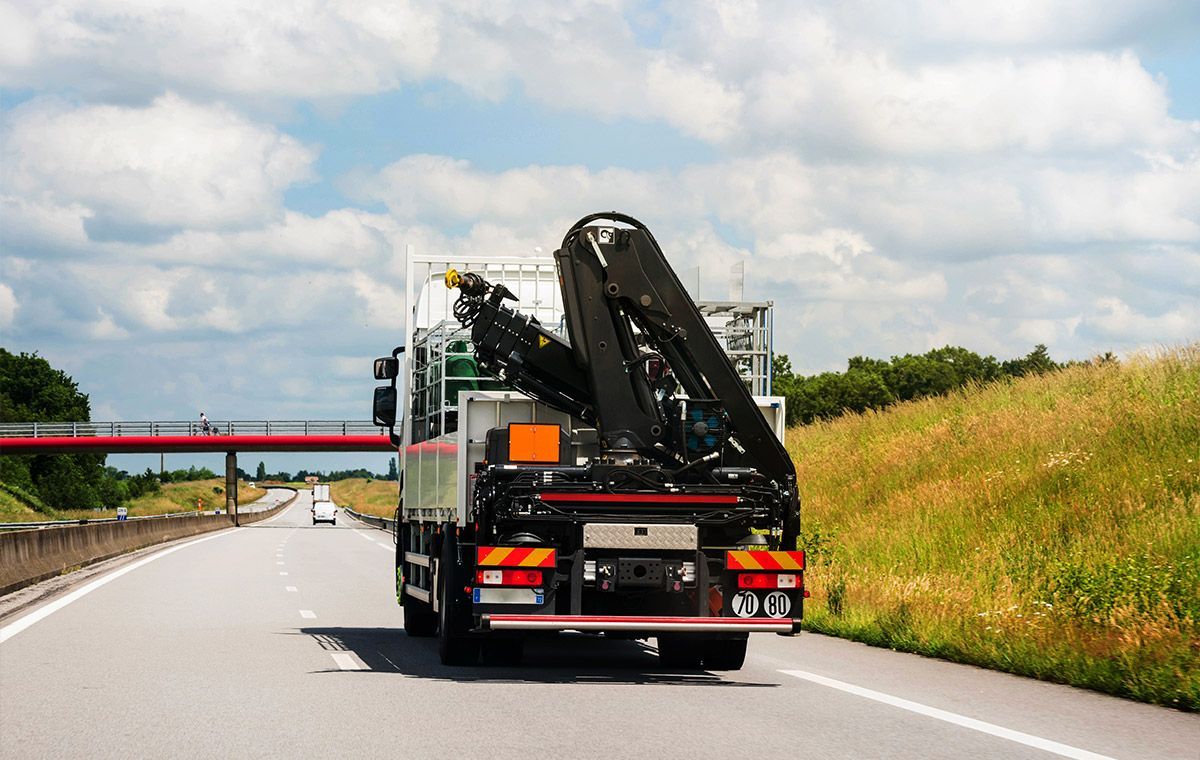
311,500,337,526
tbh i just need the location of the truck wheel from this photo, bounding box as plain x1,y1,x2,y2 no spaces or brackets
481,637,524,666
403,597,438,637
437,529,479,666
657,635,704,669
701,636,747,670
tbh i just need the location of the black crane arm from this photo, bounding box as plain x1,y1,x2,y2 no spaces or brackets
447,213,797,488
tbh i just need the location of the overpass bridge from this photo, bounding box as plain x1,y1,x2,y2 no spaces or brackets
0,420,395,523
0,420,392,454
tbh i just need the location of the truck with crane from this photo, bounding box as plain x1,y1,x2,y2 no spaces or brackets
371,212,803,668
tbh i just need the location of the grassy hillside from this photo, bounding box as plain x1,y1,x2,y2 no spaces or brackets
0,488,40,521
0,479,266,522
788,346,1199,710
329,478,398,518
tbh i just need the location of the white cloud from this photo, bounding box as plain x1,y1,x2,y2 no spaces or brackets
0,281,16,328
13,1,1191,153
1084,297,1199,342
0,0,441,99
2,94,316,238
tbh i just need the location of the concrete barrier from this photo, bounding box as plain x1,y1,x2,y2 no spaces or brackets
0,490,298,597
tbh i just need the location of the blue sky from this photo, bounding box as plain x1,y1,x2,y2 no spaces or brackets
1,1,1198,474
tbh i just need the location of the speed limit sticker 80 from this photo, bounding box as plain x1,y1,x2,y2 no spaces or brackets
730,590,792,618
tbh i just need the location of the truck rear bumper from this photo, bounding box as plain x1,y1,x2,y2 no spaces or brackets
481,614,799,634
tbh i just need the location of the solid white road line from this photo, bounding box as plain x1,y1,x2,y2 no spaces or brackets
299,610,316,619
330,652,364,671
0,529,238,645
285,586,298,592
779,670,1114,760
256,498,296,526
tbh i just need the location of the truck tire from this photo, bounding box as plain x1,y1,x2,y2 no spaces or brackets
403,598,438,637
701,636,747,670
437,527,479,666
657,635,704,669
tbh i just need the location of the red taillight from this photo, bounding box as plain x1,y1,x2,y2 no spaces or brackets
737,573,801,589
476,569,543,587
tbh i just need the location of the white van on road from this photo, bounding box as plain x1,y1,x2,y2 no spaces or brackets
312,500,337,526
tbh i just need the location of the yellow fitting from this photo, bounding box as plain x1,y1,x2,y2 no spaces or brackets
445,268,462,289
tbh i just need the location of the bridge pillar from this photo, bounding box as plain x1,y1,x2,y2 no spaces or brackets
226,452,238,526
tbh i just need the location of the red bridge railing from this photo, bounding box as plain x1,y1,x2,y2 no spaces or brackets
0,420,383,438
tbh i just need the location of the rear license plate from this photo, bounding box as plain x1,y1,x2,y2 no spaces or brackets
473,588,545,605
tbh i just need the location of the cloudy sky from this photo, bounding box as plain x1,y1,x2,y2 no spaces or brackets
2,1,1198,471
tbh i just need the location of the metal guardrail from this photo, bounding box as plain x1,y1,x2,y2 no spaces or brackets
0,509,223,531
343,506,396,536
0,420,383,438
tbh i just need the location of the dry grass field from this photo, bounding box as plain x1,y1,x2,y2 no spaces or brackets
1,479,267,522
788,346,1199,709
328,478,398,518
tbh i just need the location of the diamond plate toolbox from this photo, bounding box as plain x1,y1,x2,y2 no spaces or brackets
582,523,698,550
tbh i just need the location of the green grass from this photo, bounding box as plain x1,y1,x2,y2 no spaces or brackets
0,487,42,521
788,345,1199,710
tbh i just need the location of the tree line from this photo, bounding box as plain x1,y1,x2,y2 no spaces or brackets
246,458,399,484
770,344,1083,425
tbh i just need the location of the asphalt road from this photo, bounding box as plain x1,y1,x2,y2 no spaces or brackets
1,490,1195,759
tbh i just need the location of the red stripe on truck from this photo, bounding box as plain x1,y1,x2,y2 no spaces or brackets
538,493,738,504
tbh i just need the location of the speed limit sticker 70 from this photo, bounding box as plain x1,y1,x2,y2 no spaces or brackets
731,590,792,618
730,591,759,617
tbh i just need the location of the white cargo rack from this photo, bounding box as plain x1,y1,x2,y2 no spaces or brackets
696,301,773,397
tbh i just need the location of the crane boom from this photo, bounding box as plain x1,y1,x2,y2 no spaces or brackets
447,212,799,544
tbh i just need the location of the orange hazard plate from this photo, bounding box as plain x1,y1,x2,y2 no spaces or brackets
725,550,805,571
476,546,557,568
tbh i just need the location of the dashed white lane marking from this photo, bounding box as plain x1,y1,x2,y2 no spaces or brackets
331,652,364,671
279,571,289,576
276,561,285,565
778,670,1114,760
285,586,298,592
0,529,237,645
299,610,316,619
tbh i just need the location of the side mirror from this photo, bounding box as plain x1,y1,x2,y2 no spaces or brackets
373,386,397,427
374,357,399,380
374,346,405,380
